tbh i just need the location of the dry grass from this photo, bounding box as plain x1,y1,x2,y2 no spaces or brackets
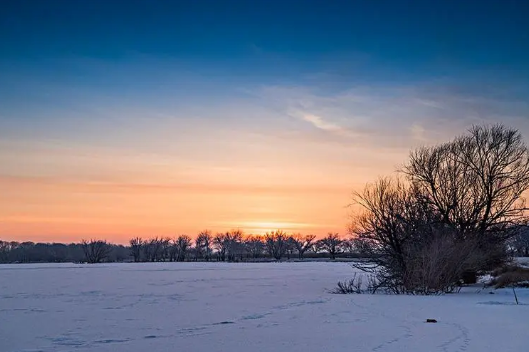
489,265,529,288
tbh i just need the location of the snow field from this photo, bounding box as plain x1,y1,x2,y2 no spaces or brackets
1,262,528,352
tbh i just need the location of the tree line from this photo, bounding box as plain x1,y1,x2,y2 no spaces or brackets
2,227,526,265
0,240,130,264
0,231,372,264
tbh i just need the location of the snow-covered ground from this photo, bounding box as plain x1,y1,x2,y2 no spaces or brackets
1,262,528,352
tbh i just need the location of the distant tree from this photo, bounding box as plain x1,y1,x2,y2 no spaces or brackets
213,233,228,261
145,237,164,262
244,235,265,259
81,239,111,263
317,233,342,260
109,244,131,262
290,234,316,260
195,230,213,261
48,243,69,262
0,240,127,263
130,237,143,262
0,241,16,263
174,235,192,262
67,243,85,262
265,230,290,261
160,237,172,261
226,229,244,261
340,236,371,256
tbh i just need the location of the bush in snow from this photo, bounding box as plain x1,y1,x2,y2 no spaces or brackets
349,125,529,294
489,265,529,288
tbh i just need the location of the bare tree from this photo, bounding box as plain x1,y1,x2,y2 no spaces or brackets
404,124,529,272
244,235,264,259
212,230,243,262
213,233,228,261
317,233,343,260
146,237,164,262
351,177,451,293
285,237,296,260
81,239,111,264
0,240,132,263
290,234,316,259
0,241,14,263
265,230,290,261
174,235,192,262
129,237,143,262
0,241,16,263
161,237,172,261
195,230,213,261
225,229,244,262
350,125,529,293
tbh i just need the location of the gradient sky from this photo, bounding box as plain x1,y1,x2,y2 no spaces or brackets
1,0,529,243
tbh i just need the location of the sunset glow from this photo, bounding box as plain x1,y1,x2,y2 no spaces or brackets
1,1,528,244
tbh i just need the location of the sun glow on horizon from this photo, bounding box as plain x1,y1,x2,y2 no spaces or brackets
233,221,314,236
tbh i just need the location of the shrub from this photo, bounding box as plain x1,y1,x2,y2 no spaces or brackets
332,273,363,294
489,265,529,288
332,273,379,294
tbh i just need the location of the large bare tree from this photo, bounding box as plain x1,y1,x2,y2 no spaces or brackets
81,239,111,264
351,125,529,293
404,124,529,242
290,234,316,260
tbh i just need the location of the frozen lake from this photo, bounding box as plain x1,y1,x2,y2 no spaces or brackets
1,262,528,352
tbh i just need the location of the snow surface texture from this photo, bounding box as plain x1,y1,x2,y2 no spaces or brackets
1,262,528,352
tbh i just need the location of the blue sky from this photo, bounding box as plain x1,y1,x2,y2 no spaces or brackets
2,0,528,81
1,0,529,240
1,0,528,137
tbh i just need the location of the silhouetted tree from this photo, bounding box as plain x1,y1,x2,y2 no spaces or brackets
226,229,244,261
161,237,172,261
213,233,228,261
130,237,143,262
404,124,529,274
290,234,316,259
81,239,111,263
174,235,192,262
195,230,213,261
0,240,127,263
147,237,164,262
317,233,343,260
352,124,529,293
265,230,290,260
244,235,265,259
0,241,17,263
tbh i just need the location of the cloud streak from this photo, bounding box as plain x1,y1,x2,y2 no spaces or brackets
301,113,342,132
252,78,529,150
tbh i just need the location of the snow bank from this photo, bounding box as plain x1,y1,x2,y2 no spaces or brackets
1,262,528,352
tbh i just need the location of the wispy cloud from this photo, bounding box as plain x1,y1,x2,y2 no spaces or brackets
301,113,341,132
250,79,529,149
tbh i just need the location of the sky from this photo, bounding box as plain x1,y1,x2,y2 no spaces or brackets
1,0,529,244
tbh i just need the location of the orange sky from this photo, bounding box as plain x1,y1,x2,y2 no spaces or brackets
2,79,528,244
0,123,413,244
